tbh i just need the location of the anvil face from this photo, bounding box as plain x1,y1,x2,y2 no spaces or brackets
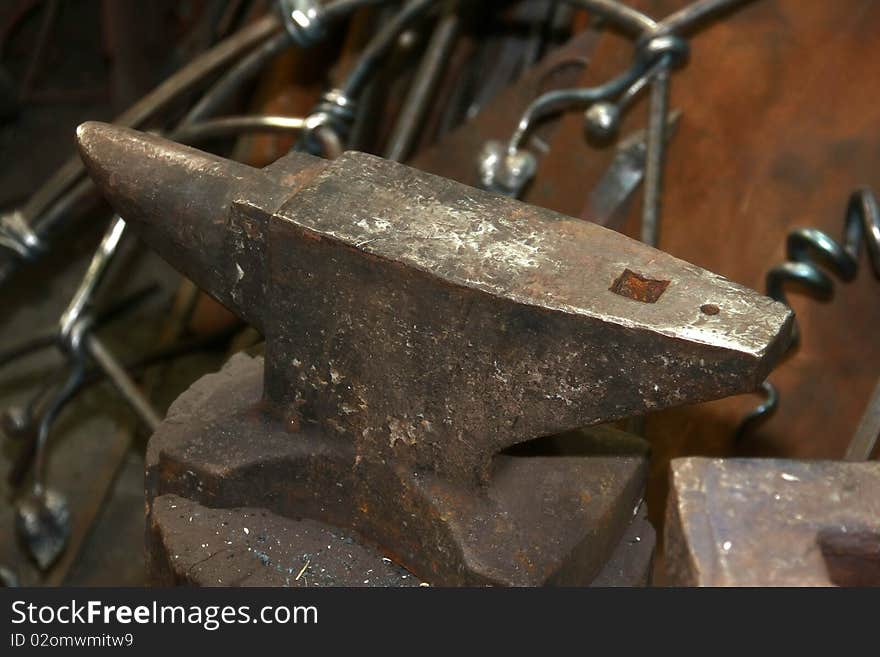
77,122,792,483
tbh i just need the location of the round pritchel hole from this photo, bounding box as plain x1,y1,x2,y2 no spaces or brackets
700,304,720,316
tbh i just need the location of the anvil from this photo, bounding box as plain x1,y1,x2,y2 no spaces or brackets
76,122,792,586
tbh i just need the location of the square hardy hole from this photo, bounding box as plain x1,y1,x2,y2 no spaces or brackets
818,528,880,587
609,269,670,304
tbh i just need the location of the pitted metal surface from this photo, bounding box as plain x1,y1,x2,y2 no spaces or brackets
278,150,790,358
76,121,793,586
77,123,793,484
664,458,880,587
150,494,420,587
145,353,652,586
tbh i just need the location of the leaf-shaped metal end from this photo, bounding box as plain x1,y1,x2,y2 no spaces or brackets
0,565,19,586
15,488,71,571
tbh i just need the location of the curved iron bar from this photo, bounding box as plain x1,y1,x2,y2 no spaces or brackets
0,0,396,283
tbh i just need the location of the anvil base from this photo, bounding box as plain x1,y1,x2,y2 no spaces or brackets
146,354,655,586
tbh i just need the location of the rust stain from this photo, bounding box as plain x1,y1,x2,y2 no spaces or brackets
609,269,670,304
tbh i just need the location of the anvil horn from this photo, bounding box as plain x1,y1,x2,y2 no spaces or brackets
76,121,322,333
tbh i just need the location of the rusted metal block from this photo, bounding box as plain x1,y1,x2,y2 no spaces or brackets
76,123,793,469
589,503,655,587
150,492,655,588
76,122,792,586
145,353,652,586
664,457,880,587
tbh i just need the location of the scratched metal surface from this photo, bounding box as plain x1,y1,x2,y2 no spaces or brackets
280,151,792,357
664,457,880,586
78,122,793,487
145,353,653,585
150,494,420,587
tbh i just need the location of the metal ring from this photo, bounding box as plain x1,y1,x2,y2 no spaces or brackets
636,33,690,69
316,89,357,126
304,89,356,132
300,89,356,155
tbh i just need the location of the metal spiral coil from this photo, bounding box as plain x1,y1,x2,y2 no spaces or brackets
736,187,880,439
